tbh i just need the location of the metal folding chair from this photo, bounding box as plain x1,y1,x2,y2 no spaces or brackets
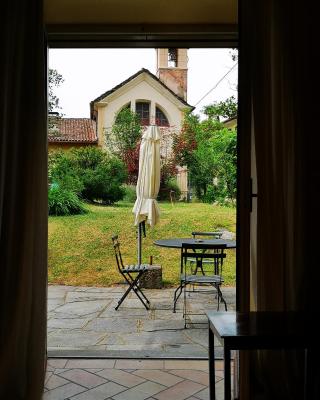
174,242,228,328
189,231,223,275
112,235,152,310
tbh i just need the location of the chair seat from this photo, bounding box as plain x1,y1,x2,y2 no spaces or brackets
187,258,214,264
123,264,151,273
181,274,223,284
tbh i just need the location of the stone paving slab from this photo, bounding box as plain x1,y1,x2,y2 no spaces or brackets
48,285,236,358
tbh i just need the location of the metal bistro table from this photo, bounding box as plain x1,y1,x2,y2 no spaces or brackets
154,238,236,249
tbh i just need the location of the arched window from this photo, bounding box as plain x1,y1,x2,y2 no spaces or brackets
155,107,169,126
136,101,150,125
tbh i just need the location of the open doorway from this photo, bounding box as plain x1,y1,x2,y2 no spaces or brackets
47,47,238,358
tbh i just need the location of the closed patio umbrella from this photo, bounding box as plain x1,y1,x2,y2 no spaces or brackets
133,125,161,265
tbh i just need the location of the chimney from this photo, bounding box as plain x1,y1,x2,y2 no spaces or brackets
156,48,188,101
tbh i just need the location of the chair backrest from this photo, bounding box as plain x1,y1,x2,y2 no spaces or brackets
181,242,226,276
191,231,223,239
112,235,125,271
191,231,223,256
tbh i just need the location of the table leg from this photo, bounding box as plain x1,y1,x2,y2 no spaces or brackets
224,345,231,400
209,328,216,400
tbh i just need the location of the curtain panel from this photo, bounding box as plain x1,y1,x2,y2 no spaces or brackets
0,1,47,399
240,0,319,398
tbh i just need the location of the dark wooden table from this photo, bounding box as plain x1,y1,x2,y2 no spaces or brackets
154,238,236,249
207,311,313,400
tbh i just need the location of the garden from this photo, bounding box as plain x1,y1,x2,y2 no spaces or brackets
48,97,237,288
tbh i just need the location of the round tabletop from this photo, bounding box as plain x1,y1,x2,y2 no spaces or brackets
154,238,236,249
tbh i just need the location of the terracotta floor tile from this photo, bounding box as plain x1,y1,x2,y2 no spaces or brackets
59,368,107,389
70,381,127,400
65,359,115,369
115,360,164,370
193,386,209,400
169,369,209,386
42,382,86,399
133,369,184,387
47,359,68,369
153,380,205,400
112,381,166,400
164,360,208,371
45,374,69,390
96,368,146,388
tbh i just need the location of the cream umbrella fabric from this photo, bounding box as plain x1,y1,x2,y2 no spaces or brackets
133,125,161,227
133,125,161,265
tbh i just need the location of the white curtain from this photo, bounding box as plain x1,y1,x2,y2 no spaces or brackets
0,1,47,398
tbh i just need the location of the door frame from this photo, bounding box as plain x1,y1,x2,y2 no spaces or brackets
46,20,251,317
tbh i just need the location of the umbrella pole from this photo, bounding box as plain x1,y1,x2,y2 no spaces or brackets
138,222,142,266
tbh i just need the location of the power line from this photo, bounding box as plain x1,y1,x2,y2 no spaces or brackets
194,62,238,107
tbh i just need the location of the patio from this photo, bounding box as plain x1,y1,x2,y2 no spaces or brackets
47,285,236,358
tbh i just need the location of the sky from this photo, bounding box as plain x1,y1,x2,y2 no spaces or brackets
49,48,238,119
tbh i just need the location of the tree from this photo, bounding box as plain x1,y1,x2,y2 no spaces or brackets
106,108,142,184
48,69,64,113
202,96,237,121
172,112,198,168
172,97,237,205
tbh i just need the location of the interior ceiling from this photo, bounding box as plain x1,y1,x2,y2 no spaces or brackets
44,0,237,25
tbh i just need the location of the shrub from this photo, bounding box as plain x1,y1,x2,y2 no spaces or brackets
158,178,181,201
48,186,87,216
123,185,137,203
71,147,127,204
49,147,127,206
48,151,83,194
202,183,236,206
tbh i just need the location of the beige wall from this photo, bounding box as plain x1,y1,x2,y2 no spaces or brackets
176,166,188,196
95,74,188,147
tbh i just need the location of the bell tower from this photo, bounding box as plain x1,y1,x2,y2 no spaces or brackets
156,48,188,101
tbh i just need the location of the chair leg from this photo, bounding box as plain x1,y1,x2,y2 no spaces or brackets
184,282,188,328
127,272,150,305
173,282,184,312
216,285,228,311
115,281,135,310
115,272,150,310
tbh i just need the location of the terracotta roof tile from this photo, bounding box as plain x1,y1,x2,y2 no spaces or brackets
48,118,97,143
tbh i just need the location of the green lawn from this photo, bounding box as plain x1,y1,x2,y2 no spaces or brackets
48,201,236,287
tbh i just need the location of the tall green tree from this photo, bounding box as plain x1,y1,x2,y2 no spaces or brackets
106,108,142,184
173,97,237,205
